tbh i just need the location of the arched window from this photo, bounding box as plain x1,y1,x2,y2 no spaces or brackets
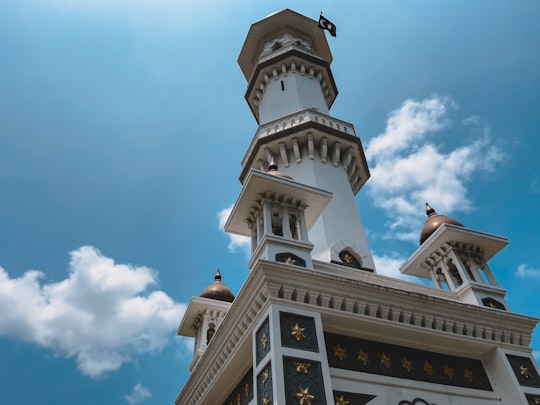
271,204,283,236
206,323,216,344
289,211,301,240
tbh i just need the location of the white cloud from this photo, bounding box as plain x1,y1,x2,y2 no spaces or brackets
372,254,407,279
372,253,423,283
516,264,540,279
366,97,452,159
0,246,186,378
366,96,503,242
218,206,251,255
124,383,152,405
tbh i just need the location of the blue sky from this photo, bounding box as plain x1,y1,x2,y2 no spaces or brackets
1,1,539,404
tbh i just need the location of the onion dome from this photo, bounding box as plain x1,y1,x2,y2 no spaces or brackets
267,158,293,180
199,269,235,303
420,202,464,245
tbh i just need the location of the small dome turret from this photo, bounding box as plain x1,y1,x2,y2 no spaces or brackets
199,269,235,303
420,202,464,245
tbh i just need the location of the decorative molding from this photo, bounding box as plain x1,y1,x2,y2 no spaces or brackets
262,260,537,350
239,109,368,194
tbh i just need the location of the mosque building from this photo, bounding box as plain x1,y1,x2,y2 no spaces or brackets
176,9,540,405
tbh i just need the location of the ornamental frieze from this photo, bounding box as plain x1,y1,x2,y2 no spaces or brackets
325,332,492,391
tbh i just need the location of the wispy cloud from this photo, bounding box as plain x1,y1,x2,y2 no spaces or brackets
529,179,540,195
372,253,428,284
124,383,152,405
218,206,250,256
372,254,407,279
366,96,503,242
0,246,186,378
516,264,540,279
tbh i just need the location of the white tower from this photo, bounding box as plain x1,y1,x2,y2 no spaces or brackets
234,9,375,271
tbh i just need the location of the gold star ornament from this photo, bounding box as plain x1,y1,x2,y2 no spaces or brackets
401,357,413,372
357,348,370,365
293,361,311,374
334,344,347,361
380,352,391,368
464,367,474,382
260,367,270,383
443,364,455,379
335,395,350,405
520,365,530,379
295,387,315,405
261,332,268,350
291,323,306,341
423,360,434,376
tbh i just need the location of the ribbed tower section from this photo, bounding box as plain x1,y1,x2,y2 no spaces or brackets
237,9,375,270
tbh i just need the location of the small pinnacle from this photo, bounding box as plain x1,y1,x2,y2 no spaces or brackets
425,202,436,216
215,268,222,281
268,157,278,171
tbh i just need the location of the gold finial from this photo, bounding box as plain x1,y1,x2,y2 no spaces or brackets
425,202,436,216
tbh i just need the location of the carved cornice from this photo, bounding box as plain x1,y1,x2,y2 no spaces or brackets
260,260,537,352
240,109,370,195
245,48,338,123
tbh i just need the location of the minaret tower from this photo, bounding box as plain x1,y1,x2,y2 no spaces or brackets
232,9,375,271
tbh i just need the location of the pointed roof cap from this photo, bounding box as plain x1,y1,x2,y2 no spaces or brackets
419,202,464,245
199,269,235,303
238,8,333,81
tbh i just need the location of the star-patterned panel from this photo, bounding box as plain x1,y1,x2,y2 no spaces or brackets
325,332,492,391
280,312,319,352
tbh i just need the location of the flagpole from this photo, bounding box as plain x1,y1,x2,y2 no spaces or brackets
309,12,322,51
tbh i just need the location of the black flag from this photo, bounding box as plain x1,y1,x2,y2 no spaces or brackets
318,14,337,37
